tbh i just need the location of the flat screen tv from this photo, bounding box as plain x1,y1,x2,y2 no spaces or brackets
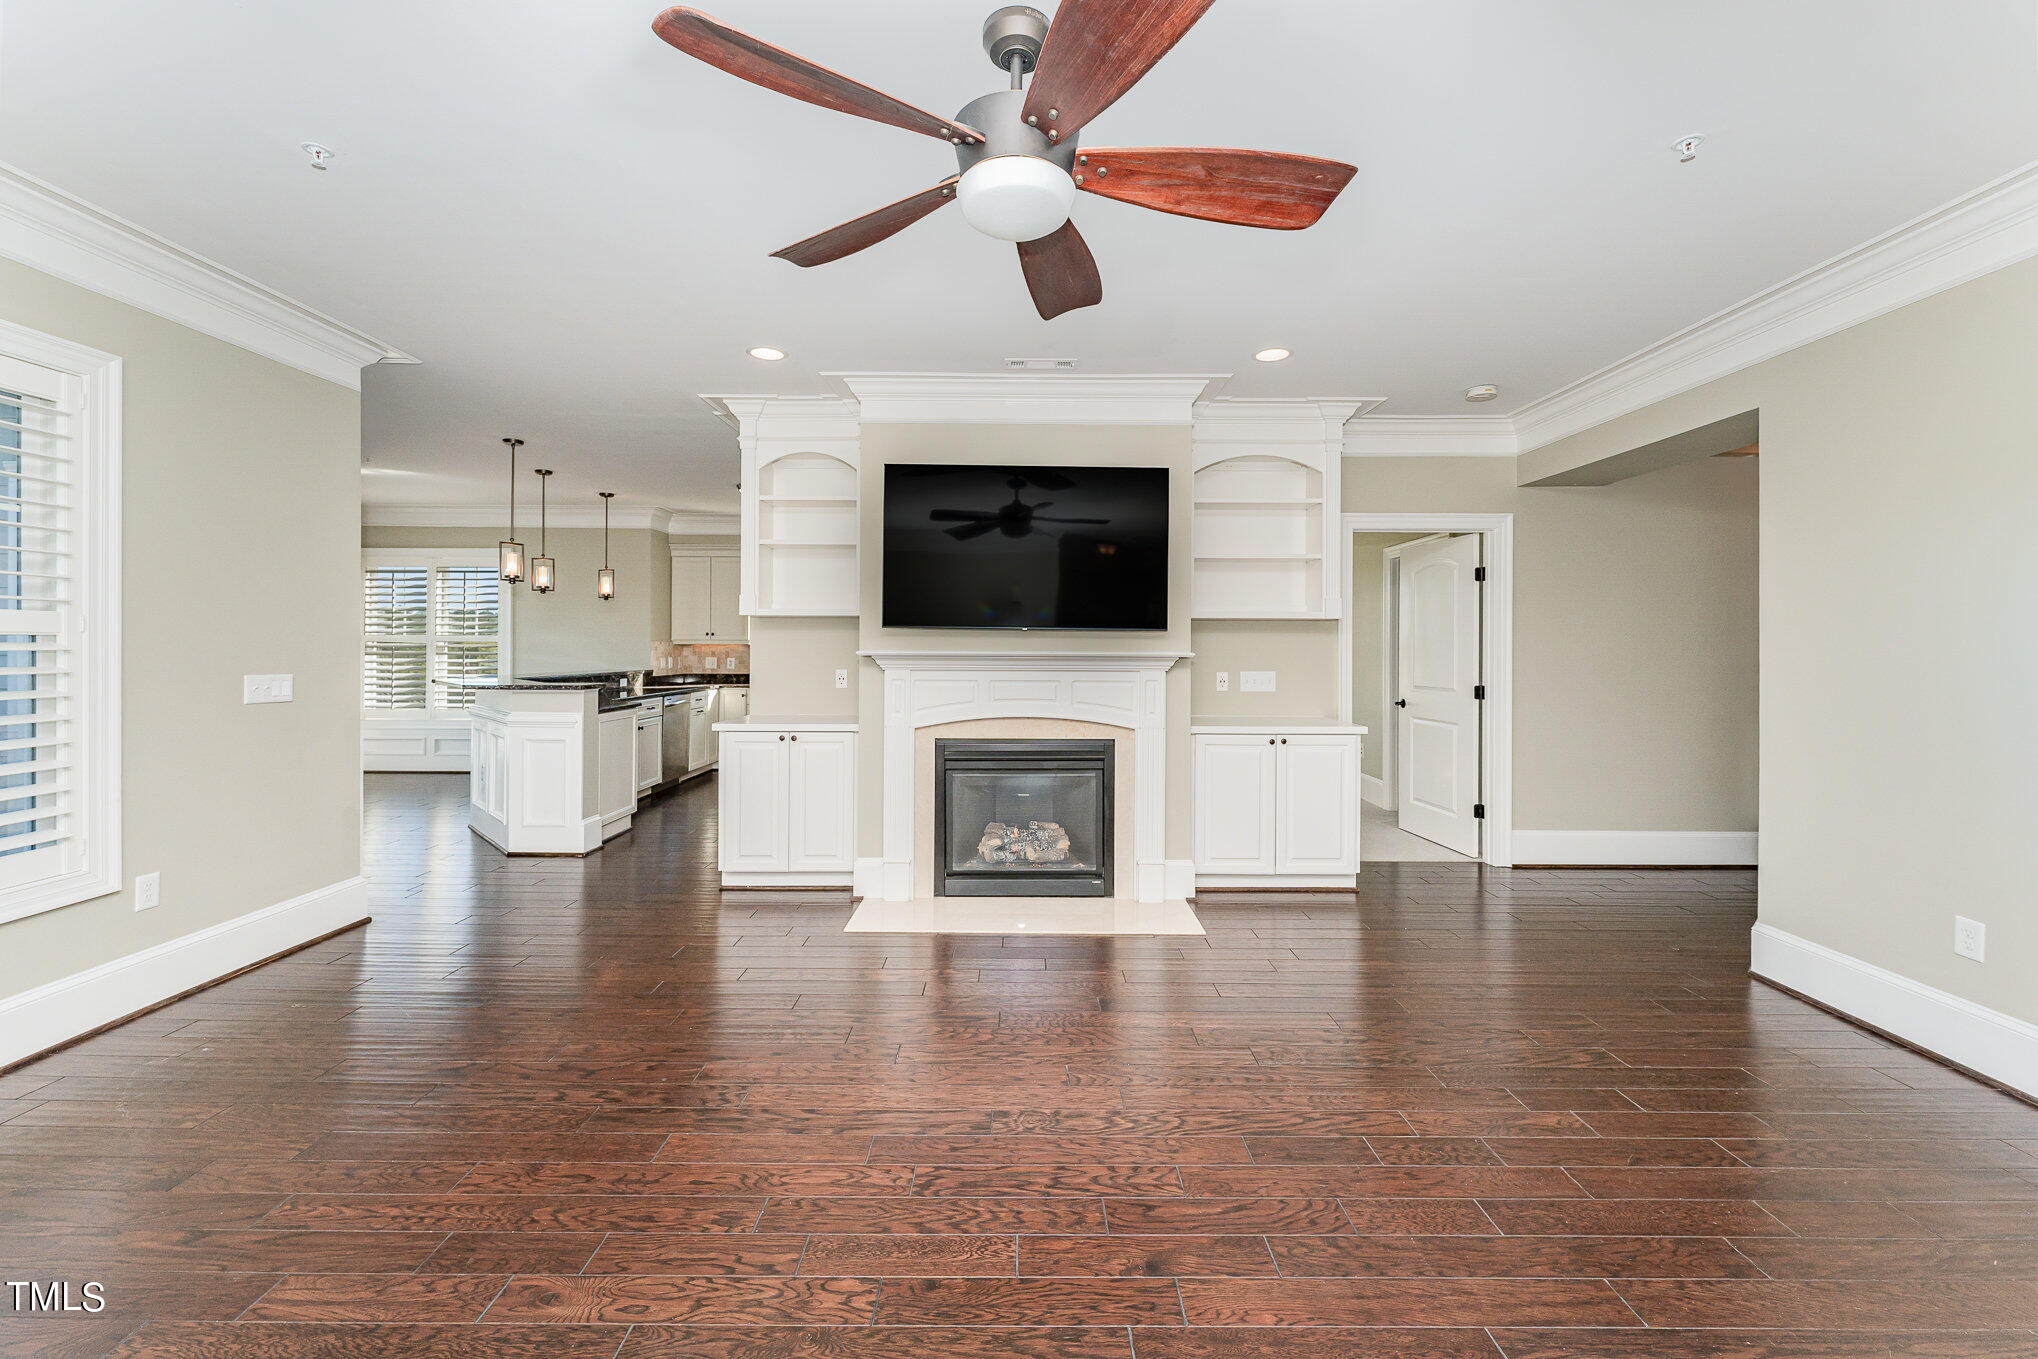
883,464,1169,630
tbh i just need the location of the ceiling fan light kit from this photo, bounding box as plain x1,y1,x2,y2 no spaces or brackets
652,0,1354,318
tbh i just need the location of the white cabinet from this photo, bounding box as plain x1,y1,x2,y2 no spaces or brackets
1190,401,1357,619
717,725,857,885
597,708,638,841
671,552,746,642
633,705,661,793
1192,725,1363,885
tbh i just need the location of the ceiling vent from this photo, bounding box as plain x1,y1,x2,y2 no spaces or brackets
1005,357,1077,370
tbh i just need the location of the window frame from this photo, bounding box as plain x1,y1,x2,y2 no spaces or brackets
360,548,512,720
0,320,122,927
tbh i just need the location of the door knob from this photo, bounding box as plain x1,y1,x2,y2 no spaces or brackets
1396,699,1408,708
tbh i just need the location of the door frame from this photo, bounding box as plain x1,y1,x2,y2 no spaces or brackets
1338,513,1514,868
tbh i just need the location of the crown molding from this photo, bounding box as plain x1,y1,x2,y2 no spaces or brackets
831,372,1221,425
1510,157,2038,452
1342,414,1520,458
361,503,736,535
0,162,414,392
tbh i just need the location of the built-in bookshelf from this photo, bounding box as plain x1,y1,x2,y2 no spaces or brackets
1190,453,1329,617
753,452,857,615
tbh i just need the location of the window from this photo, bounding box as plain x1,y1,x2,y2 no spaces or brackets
0,326,121,926
362,551,508,715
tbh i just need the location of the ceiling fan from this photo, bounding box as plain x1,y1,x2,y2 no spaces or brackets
931,476,1110,540
652,2,1357,319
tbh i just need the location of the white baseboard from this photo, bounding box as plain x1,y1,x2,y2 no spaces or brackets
1360,773,1390,809
1196,874,1359,889
0,876,370,1069
851,858,884,900
1512,829,1757,866
722,872,854,889
1163,859,1196,901
1751,923,2038,1100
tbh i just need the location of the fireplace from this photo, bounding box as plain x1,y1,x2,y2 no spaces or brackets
934,739,1114,897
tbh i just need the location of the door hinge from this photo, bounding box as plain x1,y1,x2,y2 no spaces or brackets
1474,566,1487,582
1473,684,1486,700
1473,803,1486,820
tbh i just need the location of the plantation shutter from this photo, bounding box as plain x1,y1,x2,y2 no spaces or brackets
431,567,499,709
0,354,84,889
362,567,428,710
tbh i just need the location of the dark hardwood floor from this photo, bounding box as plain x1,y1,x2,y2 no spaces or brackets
5,772,2038,1356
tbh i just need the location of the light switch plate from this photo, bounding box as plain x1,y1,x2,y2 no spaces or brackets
834,668,849,690
243,674,293,704
1214,672,1229,692
134,872,160,912
1241,671,1276,693
1955,916,1986,962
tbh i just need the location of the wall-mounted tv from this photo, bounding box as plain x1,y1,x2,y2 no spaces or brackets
882,464,1169,630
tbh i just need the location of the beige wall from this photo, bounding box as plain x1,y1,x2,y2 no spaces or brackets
748,616,858,718
1348,532,1433,780
0,258,362,999
1344,454,1760,833
1533,254,2038,1025
361,525,677,674
1189,620,1341,723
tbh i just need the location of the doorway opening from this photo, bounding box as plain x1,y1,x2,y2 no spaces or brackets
1339,514,1513,867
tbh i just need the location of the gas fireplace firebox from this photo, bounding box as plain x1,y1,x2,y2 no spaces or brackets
934,739,1114,897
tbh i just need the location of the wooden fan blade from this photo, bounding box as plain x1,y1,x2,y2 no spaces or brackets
1016,221,1104,320
771,178,960,267
653,8,981,145
1076,148,1356,229
945,521,1000,541
1023,0,1217,140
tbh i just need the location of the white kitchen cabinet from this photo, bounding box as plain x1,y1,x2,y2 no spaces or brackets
671,551,746,642
1192,724,1364,886
715,723,857,885
597,707,638,841
633,704,662,793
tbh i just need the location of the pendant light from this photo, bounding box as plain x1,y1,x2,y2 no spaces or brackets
498,437,525,583
597,492,616,600
530,468,556,593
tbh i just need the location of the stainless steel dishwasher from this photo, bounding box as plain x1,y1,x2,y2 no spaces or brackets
658,690,695,784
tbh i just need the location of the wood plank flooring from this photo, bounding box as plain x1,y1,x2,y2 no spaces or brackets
4,772,2036,1356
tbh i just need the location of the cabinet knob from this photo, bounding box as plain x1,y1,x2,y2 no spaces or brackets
1280,738,1288,744
789,734,798,742
1267,738,1275,745
778,734,786,742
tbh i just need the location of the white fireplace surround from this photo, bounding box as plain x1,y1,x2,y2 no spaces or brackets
856,651,1193,903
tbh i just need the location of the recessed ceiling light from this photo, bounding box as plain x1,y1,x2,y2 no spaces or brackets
747,346,787,361
1465,385,1500,403
1254,348,1291,363
300,141,334,171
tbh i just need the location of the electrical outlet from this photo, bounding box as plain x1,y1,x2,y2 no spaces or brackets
134,872,161,912
243,674,293,704
1955,916,1986,962
1241,671,1276,693
834,668,849,690
1214,672,1229,692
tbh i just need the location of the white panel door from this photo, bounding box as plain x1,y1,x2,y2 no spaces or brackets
1396,534,1482,856
1275,735,1358,873
719,732,790,871
1192,735,1279,873
671,556,713,641
787,732,856,871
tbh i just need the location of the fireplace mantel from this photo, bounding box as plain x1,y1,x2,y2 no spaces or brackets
854,650,1191,904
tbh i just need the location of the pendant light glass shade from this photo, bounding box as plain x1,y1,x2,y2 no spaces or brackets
530,468,555,594
499,437,525,583
596,491,616,600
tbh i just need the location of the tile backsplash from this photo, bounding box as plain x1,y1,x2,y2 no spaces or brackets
656,642,750,675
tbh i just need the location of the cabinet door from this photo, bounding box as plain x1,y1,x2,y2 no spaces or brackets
1276,734,1358,873
1192,735,1279,873
709,556,747,641
786,731,855,871
670,556,713,641
634,713,661,792
719,732,789,871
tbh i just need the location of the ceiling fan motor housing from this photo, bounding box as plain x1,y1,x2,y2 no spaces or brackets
952,90,1081,241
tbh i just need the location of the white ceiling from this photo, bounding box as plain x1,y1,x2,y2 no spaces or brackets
4,1,2036,516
